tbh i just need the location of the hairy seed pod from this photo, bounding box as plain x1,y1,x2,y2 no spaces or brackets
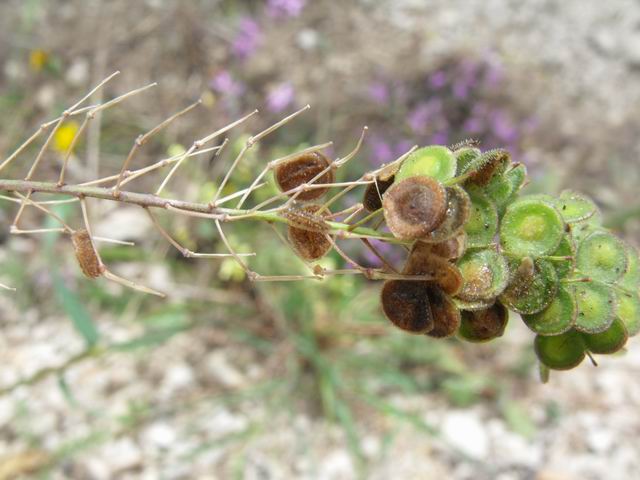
456,248,509,302
275,151,335,201
583,317,628,355
396,146,457,183
523,286,577,336
454,146,481,175
449,138,481,151
462,149,511,186
363,175,395,212
576,231,628,284
381,280,434,334
420,186,471,244
425,286,461,338
72,229,102,278
617,291,640,336
556,189,598,223
573,282,617,334
382,176,448,240
464,187,498,249
404,242,463,296
287,205,333,261
499,258,559,315
534,330,586,371
427,231,467,260
458,303,508,342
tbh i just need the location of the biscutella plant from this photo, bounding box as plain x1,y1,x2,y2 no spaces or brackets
0,74,638,382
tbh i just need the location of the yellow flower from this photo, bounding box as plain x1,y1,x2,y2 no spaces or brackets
53,121,80,154
29,49,49,72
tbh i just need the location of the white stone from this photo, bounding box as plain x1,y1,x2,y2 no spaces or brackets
441,410,489,459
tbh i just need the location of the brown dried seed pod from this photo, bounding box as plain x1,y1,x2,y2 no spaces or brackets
287,205,332,260
363,175,395,212
459,303,509,342
274,151,335,201
381,280,434,334
71,229,102,278
428,231,468,260
404,242,464,296
382,176,448,240
425,286,461,338
465,149,511,186
420,186,471,244
281,206,330,232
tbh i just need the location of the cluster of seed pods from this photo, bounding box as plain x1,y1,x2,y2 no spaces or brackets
275,143,640,381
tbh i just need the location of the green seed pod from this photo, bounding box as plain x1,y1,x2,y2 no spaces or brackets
500,258,559,315
552,234,576,279
363,175,395,212
556,190,598,224
576,231,628,284
534,330,586,370
404,242,464,296
427,231,468,260
382,176,448,240
583,317,628,355
573,282,617,334
452,297,495,312
500,197,565,258
396,146,457,183
464,188,498,249
425,287,461,338
485,163,528,217
617,291,640,336
454,147,481,175
381,280,434,334
274,151,334,201
458,303,509,342
621,243,639,291
420,186,471,244
456,248,509,302
522,286,577,336
460,149,511,186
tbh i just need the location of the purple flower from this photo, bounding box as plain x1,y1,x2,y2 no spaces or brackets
267,0,306,18
429,131,449,145
463,117,484,134
490,110,519,143
367,82,390,104
370,136,395,165
395,139,413,157
428,71,447,89
267,82,295,113
452,79,470,99
210,71,245,97
407,103,431,133
232,17,262,59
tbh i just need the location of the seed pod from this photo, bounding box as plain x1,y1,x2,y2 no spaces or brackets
404,242,464,296
458,303,508,342
583,317,628,355
396,145,457,183
287,205,332,261
454,147,481,175
450,139,481,152
464,188,498,249
522,286,577,336
363,175,395,212
425,286,461,338
381,280,434,334
500,197,565,258
461,149,511,186
71,229,102,278
456,248,509,302
452,296,495,312
621,243,639,290
534,330,586,370
420,186,471,244
552,234,576,279
427,231,468,260
617,291,640,336
499,258,559,315
556,190,598,224
274,151,335,201
382,176,448,240
576,231,628,284
485,163,527,215
573,282,617,334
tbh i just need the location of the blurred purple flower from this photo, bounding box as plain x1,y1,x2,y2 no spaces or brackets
428,71,447,89
267,0,306,18
395,139,413,157
210,71,244,97
483,62,504,89
407,103,431,133
367,82,390,104
232,17,262,59
490,110,519,143
463,117,484,134
429,131,449,145
267,82,295,112
452,79,470,99
370,136,394,165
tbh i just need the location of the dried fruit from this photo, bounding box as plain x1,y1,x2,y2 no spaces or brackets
458,303,508,342
287,205,332,260
274,151,334,201
456,248,509,302
72,229,102,278
381,280,434,333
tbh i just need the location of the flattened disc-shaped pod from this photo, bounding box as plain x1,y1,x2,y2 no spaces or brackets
396,146,457,183
382,176,448,240
363,175,395,212
72,229,102,278
552,235,576,279
500,197,565,258
461,149,511,186
522,286,577,336
573,282,617,334
420,186,471,244
583,317,628,355
617,291,640,336
452,297,495,312
534,330,586,371
576,231,628,284
404,242,464,296
500,258,559,315
287,205,332,261
485,163,527,215
621,244,639,290
458,303,509,343
381,280,434,333
428,231,468,260
454,147,481,175
425,287,462,338
556,190,598,223
464,188,498,249
275,151,335,201
456,249,509,302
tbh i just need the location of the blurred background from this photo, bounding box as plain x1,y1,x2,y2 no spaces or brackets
0,0,639,479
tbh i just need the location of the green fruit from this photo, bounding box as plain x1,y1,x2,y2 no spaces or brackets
464,188,498,249
576,231,628,284
552,235,576,279
617,291,640,336
573,282,617,334
534,330,586,370
500,197,565,258
500,258,559,315
523,286,577,336
396,146,457,183
583,317,628,354
556,190,598,223
454,147,481,175
456,249,509,302
621,243,639,290
486,163,527,214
